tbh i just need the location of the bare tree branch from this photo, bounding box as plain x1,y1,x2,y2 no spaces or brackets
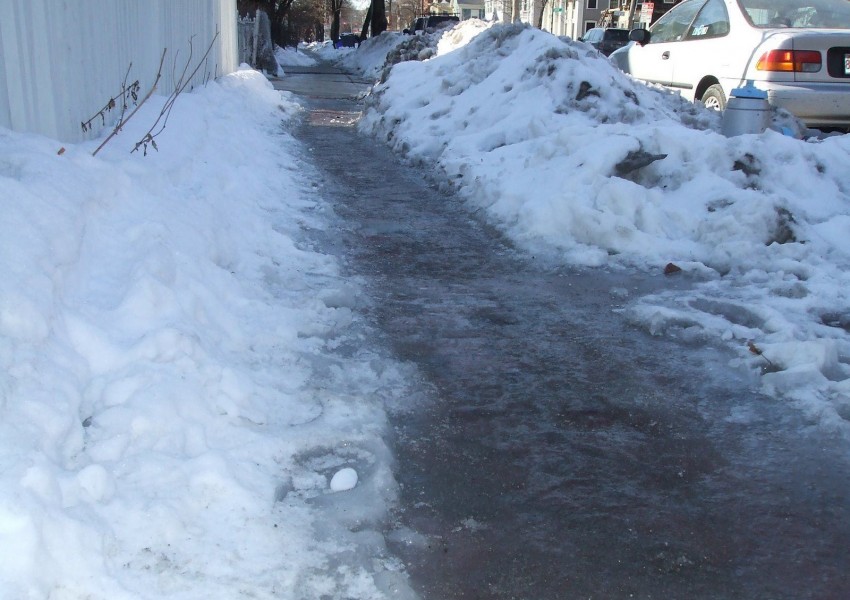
132,29,220,155
82,62,139,134
92,48,167,156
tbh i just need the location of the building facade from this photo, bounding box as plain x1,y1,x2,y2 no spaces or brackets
540,0,680,40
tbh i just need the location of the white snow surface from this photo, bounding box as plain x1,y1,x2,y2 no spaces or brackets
0,67,412,599
276,45,319,70
347,21,850,432
5,18,850,599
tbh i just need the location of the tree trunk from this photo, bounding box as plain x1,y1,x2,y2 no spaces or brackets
537,0,548,28
510,0,520,22
360,2,373,41
371,0,388,37
331,9,341,42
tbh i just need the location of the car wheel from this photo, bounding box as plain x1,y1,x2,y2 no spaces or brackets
701,84,726,111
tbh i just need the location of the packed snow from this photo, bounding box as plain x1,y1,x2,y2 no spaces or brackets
5,15,850,599
337,21,850,434
0,67,413,599
275,45,319,70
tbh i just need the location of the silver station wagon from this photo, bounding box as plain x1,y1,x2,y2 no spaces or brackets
610,0,850,129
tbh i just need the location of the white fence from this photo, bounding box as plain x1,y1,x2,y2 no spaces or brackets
0,0,238,143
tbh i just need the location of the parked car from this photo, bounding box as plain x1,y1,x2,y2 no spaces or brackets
403,14,460,34
335,33,359,48
404,17,428,34
609,0,850,129
579,27,630,56
425,14,460,31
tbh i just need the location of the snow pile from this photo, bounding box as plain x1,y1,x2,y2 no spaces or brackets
359,23,850,431
336,31,409,80
0,68,410,598
306,39,357,64
276,44,318,68
334,21,493,81
435,19,494,56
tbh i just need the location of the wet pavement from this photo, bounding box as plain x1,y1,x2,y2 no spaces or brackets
274,66,850,599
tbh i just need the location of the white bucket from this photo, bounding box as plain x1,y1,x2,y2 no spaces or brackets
720,83,771,137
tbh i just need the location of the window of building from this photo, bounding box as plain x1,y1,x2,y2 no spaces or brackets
584,20,596,31
587,0,597,9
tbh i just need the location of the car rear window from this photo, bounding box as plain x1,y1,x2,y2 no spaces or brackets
427,16,460,27
738,0,850,28
604,29,629,41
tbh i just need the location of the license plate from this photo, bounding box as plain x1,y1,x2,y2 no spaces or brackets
846,53,850,75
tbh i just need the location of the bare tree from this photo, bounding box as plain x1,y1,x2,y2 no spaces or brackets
537,0,548,27
288,0,328,42
395,0,421,30
329,0,344,42
371,0,388,37
238,0,298,46
510,0,520,22
358,0,388,38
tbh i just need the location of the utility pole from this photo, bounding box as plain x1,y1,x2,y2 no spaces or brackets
625,0,636,28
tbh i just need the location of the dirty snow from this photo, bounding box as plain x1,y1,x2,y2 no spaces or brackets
4,15,850,600
348,21,850,432
0,67,412,599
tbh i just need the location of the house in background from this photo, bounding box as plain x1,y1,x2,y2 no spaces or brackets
429,0,486,20
539,0,681,40
456,0,487,20
484,0,513,22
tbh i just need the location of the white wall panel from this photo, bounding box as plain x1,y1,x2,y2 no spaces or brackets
0,0,237,143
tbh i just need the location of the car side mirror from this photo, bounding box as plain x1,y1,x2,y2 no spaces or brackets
629,28,651,46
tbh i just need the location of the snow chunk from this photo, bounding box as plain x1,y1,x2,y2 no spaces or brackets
330,467,359,492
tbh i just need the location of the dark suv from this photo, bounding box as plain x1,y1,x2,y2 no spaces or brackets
425,15,459,31
404,14,459,34
579,27,629,56
335,33,359,48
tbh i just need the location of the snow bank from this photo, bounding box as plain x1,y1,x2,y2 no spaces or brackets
359,22,850,432
0,68,410,598
334,32,407,80
276,45,319,69
305,39,357,65
336,21,493,81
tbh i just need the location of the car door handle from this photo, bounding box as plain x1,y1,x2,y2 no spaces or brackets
661,51,670,60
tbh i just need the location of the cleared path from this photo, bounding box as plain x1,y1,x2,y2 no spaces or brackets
275,66,850,600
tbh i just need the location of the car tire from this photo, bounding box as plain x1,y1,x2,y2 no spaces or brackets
701,84,726,111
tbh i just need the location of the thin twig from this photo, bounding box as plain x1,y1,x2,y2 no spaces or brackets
132,29,220,155
747,341,776,369
81,62,138,133
92,48,167,156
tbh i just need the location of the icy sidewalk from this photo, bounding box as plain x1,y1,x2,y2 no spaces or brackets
0,68,411,598
287,66,850,598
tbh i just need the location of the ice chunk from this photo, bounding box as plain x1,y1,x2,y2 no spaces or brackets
330,467,358,492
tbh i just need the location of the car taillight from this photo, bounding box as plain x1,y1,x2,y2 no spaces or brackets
756,50,822,73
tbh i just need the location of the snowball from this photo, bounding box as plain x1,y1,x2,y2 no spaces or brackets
330,467,358,492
